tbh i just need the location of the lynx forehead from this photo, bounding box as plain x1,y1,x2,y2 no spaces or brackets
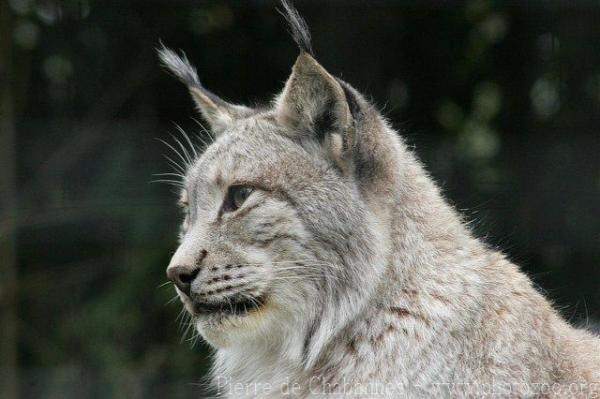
160,1,599,398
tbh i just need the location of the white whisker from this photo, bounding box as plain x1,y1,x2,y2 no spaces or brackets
153,172,186,179
157,138,190,169
151,179,185,188
175,123,199,159
162,154,187,174
170,133,193,165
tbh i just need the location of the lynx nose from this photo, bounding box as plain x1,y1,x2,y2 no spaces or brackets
167,265,200,297
166,249,208,296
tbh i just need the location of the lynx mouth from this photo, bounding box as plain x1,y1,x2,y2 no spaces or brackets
192,294,267,317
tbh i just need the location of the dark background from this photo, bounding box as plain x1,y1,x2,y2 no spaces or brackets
1,0,599,398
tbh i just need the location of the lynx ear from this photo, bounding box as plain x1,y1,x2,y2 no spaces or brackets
158,46,252,135
276,53,354,168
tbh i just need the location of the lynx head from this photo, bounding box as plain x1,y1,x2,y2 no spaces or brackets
161,1,395,365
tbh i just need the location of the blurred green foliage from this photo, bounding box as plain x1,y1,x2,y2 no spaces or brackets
2,0,599,398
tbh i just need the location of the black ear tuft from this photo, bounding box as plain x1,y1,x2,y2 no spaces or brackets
278,0,314,56
157,43,202,89
157,42,254,135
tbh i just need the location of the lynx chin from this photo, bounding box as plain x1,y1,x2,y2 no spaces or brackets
159,1,599,397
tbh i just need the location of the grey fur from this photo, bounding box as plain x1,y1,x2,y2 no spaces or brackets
162,3,600,398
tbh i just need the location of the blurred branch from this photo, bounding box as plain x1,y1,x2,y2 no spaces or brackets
0,3,19,399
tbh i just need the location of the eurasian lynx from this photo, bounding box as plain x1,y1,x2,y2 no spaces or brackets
160,1,599,397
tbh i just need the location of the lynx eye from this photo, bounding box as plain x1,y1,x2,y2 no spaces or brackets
223,185,254,213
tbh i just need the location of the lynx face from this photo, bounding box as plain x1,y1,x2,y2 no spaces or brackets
160,29,389,348
167,112,381,347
